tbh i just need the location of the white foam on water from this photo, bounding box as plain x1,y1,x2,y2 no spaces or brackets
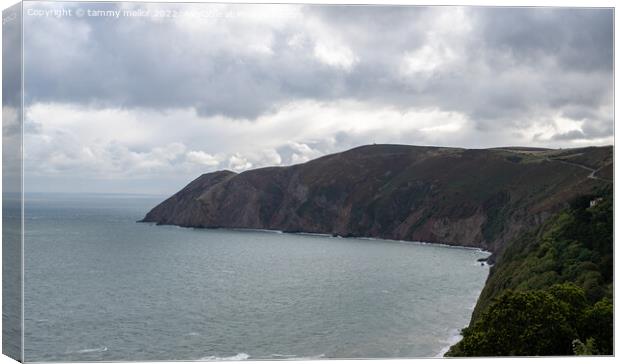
353,236,492,255
286,353,326,360
296,232,332,238
69,346,108,354
435,330,462,357
269,353,327,360
232,228,284,234
200,353,250,361
271,353,297,358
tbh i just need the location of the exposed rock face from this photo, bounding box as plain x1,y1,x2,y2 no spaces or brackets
141,144,612,253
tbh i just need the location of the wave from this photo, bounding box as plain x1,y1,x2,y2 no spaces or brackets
68,346,108,354
405,240,491,253
199,353,326,361
270,353,297,358
435,329,462,357
348,235,492,254
294,353,325,360
292,353,326,360
270,353,326,360
200,353,249,361
296,232,333,238
232,228,284,234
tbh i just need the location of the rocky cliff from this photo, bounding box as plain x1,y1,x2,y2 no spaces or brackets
141,144,612,253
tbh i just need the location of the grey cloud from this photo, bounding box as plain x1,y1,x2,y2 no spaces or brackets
551,115,613,142
561,105,602,121
477,7,613,72
581,116,614,138
24,3,351,118
551,130,587,141
22,3,613,142
2,2,22,108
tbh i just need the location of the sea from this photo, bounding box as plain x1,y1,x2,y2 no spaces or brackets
22,193,490,361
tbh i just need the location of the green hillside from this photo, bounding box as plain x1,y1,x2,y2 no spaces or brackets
447,185,613,356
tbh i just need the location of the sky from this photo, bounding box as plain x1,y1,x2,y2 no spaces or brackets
15,2,614,194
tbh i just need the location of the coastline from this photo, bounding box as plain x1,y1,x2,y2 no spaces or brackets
143,222,493,255
436,329,463,357
435,286,489,357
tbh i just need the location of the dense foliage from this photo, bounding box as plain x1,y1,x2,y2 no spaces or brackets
447,186,613,356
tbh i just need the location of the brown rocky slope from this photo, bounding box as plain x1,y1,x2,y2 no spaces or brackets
141,144,612,254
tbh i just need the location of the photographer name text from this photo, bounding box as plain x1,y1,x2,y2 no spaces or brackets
25,7,250,20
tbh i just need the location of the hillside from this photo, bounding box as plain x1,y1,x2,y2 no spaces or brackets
447,185,613,355
141,144,612,254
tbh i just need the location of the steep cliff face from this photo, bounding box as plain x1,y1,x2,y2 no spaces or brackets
141,144,612,252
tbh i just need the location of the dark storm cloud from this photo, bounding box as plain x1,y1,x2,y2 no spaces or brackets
22,3,613,142
477,7,613,72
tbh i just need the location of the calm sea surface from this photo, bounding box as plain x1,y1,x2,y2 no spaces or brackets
23,194,490,361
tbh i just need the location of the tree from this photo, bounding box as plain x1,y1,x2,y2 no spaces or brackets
580,298,613,355
447,290,575,356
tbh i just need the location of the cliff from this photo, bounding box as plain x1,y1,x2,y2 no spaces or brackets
141,144,612,253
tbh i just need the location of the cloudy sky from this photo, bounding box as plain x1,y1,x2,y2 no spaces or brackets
19,2,613,194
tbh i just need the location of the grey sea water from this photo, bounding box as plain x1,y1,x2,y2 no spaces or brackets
23,194,490,361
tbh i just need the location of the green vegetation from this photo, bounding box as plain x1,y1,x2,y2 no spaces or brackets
447,186,613,356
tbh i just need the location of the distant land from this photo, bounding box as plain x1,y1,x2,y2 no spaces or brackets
141,144,612,256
